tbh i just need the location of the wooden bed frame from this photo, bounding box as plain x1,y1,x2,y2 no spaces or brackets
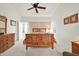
23,33,55,49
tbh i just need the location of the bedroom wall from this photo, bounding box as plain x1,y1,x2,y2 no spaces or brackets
53,3,79,52
0,4,20,41
29,22,51,33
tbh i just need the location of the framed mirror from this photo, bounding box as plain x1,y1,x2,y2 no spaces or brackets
0,16,7,34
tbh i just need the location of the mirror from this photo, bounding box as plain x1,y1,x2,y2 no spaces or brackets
0,16,7,35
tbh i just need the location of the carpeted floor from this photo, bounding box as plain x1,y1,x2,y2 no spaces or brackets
0,40,63,56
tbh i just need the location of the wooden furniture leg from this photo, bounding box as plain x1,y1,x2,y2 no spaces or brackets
26,46,28,50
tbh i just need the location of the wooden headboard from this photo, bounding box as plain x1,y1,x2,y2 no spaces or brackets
32,28,46,32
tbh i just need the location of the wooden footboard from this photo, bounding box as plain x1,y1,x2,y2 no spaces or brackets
23,33,55,49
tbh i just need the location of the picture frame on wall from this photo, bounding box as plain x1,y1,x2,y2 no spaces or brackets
10,20,16,26
70,13,78,23
64,17,70,25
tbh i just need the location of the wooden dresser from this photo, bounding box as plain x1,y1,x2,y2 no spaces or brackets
0,33,15,53
23,33,55,49
72,41,79,55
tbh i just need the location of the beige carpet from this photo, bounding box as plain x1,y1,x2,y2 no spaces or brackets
0,40,62,56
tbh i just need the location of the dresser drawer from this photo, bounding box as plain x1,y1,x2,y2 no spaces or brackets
72,41,79,55
0,48,5,53
0,34,15,54
2,45,9,51
0,43,4,48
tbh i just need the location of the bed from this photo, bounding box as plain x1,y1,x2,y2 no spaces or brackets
23,33,55,49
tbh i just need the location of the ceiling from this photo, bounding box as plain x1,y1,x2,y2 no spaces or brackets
10,3,60,17
0,3,61,22
21,16,52,22
1,3,79,22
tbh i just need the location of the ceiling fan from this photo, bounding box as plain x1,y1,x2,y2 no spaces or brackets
27,3,46,13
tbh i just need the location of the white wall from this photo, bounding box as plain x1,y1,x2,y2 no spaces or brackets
21,17,52,33
29,22,51,33
53,3,79,52
0,4,20,41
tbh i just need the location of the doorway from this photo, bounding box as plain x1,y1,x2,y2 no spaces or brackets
19,22,29,40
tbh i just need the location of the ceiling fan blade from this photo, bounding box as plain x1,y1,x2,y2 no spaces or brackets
33,3,39,6
35,3,39,5
27,7,34,10
35,8,38,13
38,6,46,9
